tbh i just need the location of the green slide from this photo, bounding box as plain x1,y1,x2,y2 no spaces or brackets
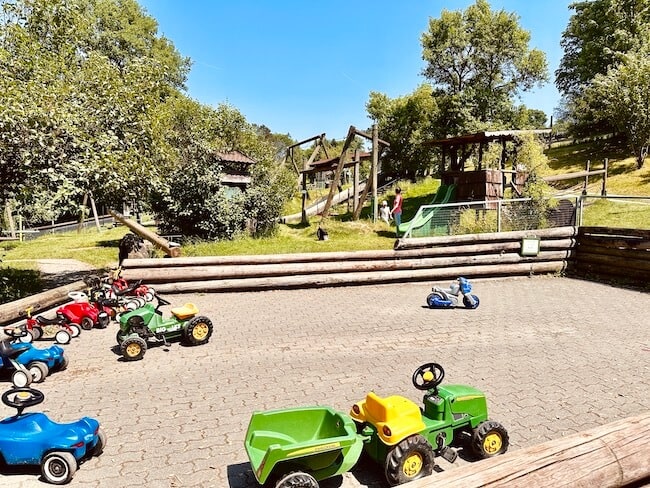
397,184,456,236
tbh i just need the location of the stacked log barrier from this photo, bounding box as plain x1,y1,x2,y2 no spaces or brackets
120,227,577,293
572,227,650,287
404,411,650,488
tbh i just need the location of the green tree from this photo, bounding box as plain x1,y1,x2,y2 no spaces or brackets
366,85,440,178
421,0,548,130
586,51,650,168
0,0,189,220
556,0,650,97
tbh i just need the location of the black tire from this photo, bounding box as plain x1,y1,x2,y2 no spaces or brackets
19,331,33,344
121,336,147,361
80,317,94,330
33,326,43,340
97,312,110,329
41,451,78,485
427,292,446,309
28,362,49,383
58,354,69,371
471,420,509,459
384,434,435,486
184,316,213,346
90,428,107,457
68,324,81,337
116,330,127,346
463,294,480,309
275,471,319,488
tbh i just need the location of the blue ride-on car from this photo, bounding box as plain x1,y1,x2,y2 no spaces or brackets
0,387,105,484
0,327,68,388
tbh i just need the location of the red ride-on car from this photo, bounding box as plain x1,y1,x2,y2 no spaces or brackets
56,292,110,331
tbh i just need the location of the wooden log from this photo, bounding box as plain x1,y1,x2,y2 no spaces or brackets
404,411,650,488
395,227,578,250
150,261,566,293
0,280,86,326
575,251,650,273
121,251,573,284
579,226,650,239
122,239,575,269
109,210,181,257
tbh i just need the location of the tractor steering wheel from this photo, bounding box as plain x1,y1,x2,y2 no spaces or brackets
4,325,28,339
412,363,445,391
2,387,45,414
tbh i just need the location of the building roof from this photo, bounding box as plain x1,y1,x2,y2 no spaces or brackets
216,150,256,165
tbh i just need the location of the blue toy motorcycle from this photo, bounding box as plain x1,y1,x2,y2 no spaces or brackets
0,387,105,484
426,277,480,309
0,327,68,388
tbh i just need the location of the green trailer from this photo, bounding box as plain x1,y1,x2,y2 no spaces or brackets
245,406,365,488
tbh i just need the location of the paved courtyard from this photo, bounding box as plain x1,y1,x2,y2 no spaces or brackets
0,276,648,487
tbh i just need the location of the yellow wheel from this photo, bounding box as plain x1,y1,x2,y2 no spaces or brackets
402,451,423,477
385,434,434,486
185,316,213,346
472,420,509,458
121,337,147,361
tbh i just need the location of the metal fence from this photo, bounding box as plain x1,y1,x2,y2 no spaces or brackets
400,194,650,238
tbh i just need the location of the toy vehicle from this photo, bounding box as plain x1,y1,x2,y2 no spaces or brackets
244,363,508,487
18,306,79,344
84,274,153,320
57,291,110,330
116,294,213,361
0,327,68,388
350,362,508,485
427,277,480,309
0,387,105,484
245,406,364,488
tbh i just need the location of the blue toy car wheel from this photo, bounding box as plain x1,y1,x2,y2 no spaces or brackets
427,292,451,308
41,451,78,485
463,295,480,309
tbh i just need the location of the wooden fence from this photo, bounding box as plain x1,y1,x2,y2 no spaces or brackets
572,227,650,287
119,226,577,294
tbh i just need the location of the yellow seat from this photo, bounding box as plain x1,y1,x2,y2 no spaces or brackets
357,392,425,445
171,303,198,320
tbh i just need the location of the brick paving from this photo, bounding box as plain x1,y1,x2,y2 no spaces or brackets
0,276,648,487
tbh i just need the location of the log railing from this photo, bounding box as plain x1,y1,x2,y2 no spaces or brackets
119,227,577,293
572,227,650,287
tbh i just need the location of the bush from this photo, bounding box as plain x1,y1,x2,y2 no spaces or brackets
0,268,42,305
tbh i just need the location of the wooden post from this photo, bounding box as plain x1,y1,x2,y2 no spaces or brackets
89,193,101,231
301,172,308,225
77,193,88,233
602,158,608,196
5,202,15,239
353,161,360,216
372,124,378,223
583,159,590,195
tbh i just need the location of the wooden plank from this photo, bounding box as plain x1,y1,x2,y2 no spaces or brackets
404,411,650,488
577,242,650,258
575,251,650,273
579,227,650,239
149,262,566,293
578,235,650,250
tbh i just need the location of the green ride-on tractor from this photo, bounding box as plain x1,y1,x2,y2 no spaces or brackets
244,362,508,487
116,295,213,361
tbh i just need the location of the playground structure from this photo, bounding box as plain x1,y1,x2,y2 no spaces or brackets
284,126,390,224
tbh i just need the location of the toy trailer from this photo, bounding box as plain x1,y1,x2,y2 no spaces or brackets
245,406,364,488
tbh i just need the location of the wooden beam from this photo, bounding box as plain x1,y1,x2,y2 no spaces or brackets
404,411,650,488
109,210,181,257
352,127,390,147
320,126,355,219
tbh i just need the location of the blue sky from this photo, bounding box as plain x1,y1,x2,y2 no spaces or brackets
139,0,573,142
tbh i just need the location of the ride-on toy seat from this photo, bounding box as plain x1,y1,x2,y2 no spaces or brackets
355,392,425,445
171,303,198,320
0,387,105,484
